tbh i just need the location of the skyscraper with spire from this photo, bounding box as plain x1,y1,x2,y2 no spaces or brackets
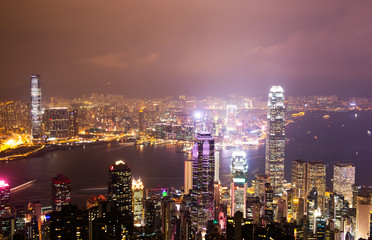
265,86,285,195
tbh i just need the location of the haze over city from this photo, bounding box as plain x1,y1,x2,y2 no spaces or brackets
1,1,372,100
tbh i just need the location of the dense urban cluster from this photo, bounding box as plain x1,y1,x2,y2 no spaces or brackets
0,75,371,240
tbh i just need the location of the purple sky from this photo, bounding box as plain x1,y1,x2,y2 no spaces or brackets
1,1,372,100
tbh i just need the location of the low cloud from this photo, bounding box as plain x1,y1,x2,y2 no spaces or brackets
82,51,159,68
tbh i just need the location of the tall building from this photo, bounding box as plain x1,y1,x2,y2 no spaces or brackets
265,85,285,195
0,180,10,215
68,109,79,138
108,160,133,238
139,108,145,132
51,174,71,211
291,160,307,199
191,131,215,236
44,107,69,139
30,74,42,140
307,161,326,210
132,178,144,227
184,160,193,195
226,105,237,132
108,160,132,213
291,160,326,214
230,150,248,217
333,162,355,207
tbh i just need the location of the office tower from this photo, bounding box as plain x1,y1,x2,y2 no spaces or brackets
226,105,237,132
108,160,133,238
307,161,326,210
0,180,10,215
138,108,145,132
264,183,274,222
51,174,71,211
333,162,355,207
191,131,215,236
307,188,318,234
184,160,193,195
354,186,372,239
253,174,271,201
30,74,42,140
291,159,307,199
144,198,156,234
215,150,220,182
230,150,248,217
265,85,285,195
44,107,69,139
108,160,132,213
291,160,326,211
68,109,79,138
132,178,144,227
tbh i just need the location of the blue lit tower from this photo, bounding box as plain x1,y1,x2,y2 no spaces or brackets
230,150,248,218
265,86,285,195
191,130,215,236
30,74,42,139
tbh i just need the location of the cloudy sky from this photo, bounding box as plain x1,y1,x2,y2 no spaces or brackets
1,1,372,100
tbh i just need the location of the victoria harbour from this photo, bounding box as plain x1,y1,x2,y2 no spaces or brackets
3,111,371,208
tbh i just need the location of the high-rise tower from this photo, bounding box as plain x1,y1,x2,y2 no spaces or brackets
333,162,355,207
230,150,248,217
191,131,215,236
0,180,10,215
30,74,42,139
132,178,144,227
265,85,285,195
108,160,132,213
51,174,71,211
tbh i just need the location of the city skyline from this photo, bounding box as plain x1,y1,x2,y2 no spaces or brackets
2,1,372,100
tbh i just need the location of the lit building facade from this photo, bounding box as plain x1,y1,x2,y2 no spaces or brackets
291,159,307,199
184,160,193,195
230,150,248,217
44,107,69,139
132,178,144,227
0,180,10,215
333,162,355,207
108,160,132,213
51,174,71,211
30,74,42,140
265,85,285,195
191,131,215,236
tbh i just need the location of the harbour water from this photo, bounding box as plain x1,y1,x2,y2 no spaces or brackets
1,111,372,208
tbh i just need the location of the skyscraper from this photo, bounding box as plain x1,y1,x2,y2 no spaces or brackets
44,107,69,139
132,178,144,227
0,180,10,215
51,174,71,211
265,85,285,195
230,150,248,217
291,159,307,199
184,160,193,195
108,160,132,213
191,131,215,236
30,74,42,140
333,162,355,207
108,160,133,238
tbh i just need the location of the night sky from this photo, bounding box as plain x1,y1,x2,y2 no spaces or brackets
1,1,372,100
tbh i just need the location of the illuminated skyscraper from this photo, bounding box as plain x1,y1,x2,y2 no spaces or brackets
307,161,326,210
44,107,69,139
184,160,193,195
0,180,10,215
265,85,285,195
108,160,132,213
108,160,133,238
191,131,215,236
230,150,248,217
291,159,307,199
226,105,237,132
30,74,42,139
132,178,144,227
51,174,71,211
333,162,355,207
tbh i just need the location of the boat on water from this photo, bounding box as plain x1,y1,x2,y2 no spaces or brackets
323,115,330,119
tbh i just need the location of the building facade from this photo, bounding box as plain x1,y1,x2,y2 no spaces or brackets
191,131,215,236
333,162,355,207
30,74,42,140
265,86,285,195
230,150,248,218
51,174,71,211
